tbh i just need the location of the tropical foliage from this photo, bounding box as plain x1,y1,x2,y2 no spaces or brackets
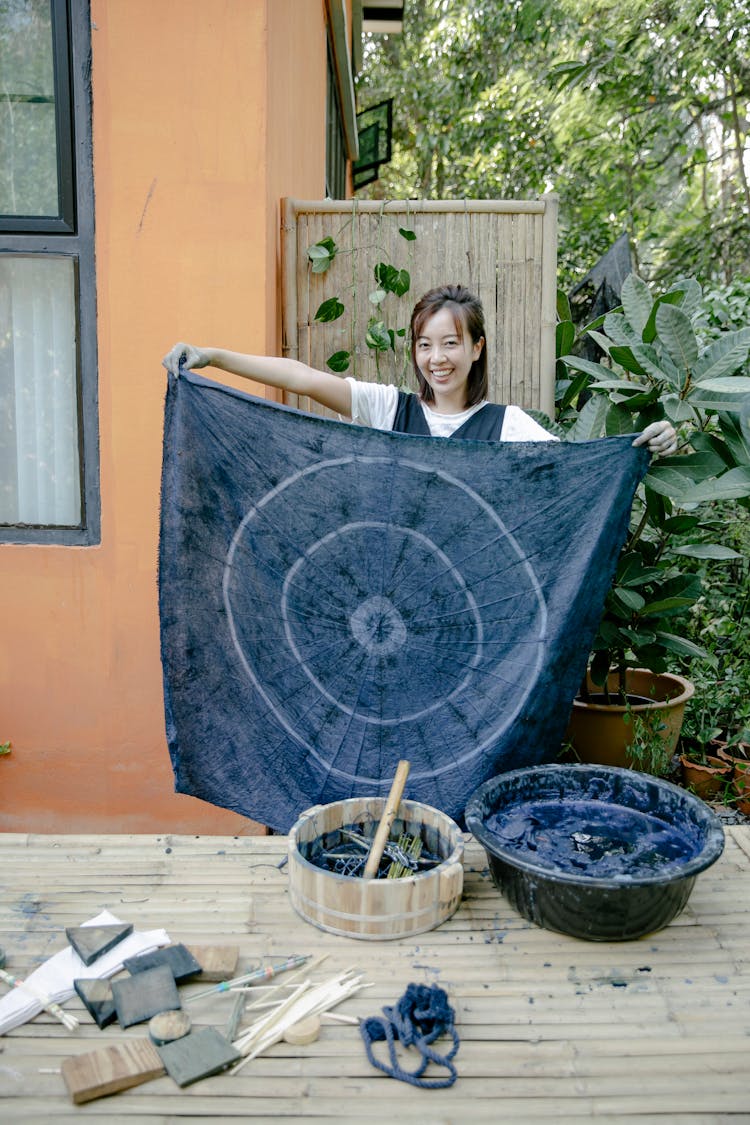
556,273,750,694
357,0,750,287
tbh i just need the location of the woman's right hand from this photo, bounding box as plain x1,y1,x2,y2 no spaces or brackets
162,342,211,377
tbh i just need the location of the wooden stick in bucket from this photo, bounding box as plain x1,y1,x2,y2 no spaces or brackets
363,760,411,880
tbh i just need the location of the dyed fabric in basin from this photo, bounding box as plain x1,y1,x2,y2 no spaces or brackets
466,764,725,940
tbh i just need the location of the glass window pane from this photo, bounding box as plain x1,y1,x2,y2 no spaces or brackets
0,0,59,218
0,255,81,526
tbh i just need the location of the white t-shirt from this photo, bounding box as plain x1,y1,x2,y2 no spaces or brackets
346,378,557,442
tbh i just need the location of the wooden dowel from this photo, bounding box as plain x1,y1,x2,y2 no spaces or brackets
363,760,410,880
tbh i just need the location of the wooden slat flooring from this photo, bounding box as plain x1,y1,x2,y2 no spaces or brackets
0,829,748,1122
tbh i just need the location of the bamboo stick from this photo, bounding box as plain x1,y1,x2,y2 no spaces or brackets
362,760,410,879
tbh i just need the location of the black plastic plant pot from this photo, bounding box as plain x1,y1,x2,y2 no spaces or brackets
465,764,725,942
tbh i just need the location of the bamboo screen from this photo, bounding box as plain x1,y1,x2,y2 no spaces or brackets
281,196,558,420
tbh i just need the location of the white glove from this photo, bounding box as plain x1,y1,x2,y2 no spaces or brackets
162,343,210,377
632,420,678,457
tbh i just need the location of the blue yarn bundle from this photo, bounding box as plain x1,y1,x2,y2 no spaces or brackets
360,982,459,1088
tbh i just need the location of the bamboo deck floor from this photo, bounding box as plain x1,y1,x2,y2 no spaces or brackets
0,829,748,1123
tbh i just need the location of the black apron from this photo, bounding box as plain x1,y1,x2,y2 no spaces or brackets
391,391,506,440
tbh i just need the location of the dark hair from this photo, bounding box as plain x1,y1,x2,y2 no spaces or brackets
409,285,488,408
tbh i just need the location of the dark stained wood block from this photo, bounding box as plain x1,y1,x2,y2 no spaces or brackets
111,964,181,1028
73,977,117,1028
66,923,133,966
123,942,202,983
156,1027,240,1087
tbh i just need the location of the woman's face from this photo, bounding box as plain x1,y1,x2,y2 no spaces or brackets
414,306,484,409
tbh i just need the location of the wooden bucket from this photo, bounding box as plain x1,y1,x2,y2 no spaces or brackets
287,797,464,940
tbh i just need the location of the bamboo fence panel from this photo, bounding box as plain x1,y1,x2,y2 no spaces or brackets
281,197,558,419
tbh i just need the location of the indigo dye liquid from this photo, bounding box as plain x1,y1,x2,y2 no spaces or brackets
483,799,698,879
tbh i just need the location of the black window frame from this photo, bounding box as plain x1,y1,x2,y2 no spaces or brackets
0,0,99,545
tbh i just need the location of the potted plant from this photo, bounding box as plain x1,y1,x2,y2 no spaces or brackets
556,273,750,769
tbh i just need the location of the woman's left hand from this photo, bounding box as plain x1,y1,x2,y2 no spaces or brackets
633,420,678,456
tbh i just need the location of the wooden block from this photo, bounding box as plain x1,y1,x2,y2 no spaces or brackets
186,944,239,982
62,1039,165,1104
283,1015,321,1045
111,964,181,1028
149,1008,192,1046
123,942,202,983
156,1027,240,1087
74,977,117,1028
66,923,133,966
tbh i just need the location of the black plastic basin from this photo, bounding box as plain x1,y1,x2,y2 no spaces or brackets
465,764,725,941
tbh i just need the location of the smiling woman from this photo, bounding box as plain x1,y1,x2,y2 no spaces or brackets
163,283,676,453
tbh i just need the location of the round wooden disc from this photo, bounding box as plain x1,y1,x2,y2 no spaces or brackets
148,1008,192,1045
282,1015,321,1046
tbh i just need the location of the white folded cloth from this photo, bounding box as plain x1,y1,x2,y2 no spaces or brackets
0,909,170,1035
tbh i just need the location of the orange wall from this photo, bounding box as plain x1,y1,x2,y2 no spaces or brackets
0,0,327,833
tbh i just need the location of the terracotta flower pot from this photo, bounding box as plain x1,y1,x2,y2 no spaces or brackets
679,754,733,800
566,669,694,772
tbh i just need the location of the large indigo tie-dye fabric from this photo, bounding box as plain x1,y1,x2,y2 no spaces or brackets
159,371,648,831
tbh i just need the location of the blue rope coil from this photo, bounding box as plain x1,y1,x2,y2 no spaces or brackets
360,982,459,1088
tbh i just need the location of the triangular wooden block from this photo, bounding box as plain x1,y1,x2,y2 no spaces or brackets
62,1038,165,1104
73,977,117,1028
66,923,133,966
123,943,202,983
156,1027,240,1087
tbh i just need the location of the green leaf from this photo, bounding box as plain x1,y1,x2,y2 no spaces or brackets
694,376,750,393
652,631,710,660
671,543,742,560
613,587,645,612
609,345,649,378
369,288,387,306
689,391,750,413
641,594,696,615
642,289,684,343
314,297,345,322
661,515,700,533
556,288,572,323
653,450,728,480
366,320,392,351
564,394,608,441
326,350,350,372
603,312,639,346
307,236,337,274
398,227,417,241
558,368,590,411
620,273,652,337
718,412,750,467
559,355,613,381
394,268,411,297
556,320,575,359
692,329,750,384
655,303,698,370
374,262,400,293
677,466,750,503
666,277,703,319
642,465,696,499
587,329,613,355
605,403,636,436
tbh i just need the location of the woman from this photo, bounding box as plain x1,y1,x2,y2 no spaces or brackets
163,284,677,454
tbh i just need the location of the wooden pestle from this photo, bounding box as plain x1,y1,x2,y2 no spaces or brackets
362,760,411,879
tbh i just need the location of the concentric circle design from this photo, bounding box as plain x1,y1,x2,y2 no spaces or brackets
223,456,547,786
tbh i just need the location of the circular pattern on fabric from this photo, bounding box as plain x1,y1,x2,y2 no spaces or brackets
223,456,547,786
